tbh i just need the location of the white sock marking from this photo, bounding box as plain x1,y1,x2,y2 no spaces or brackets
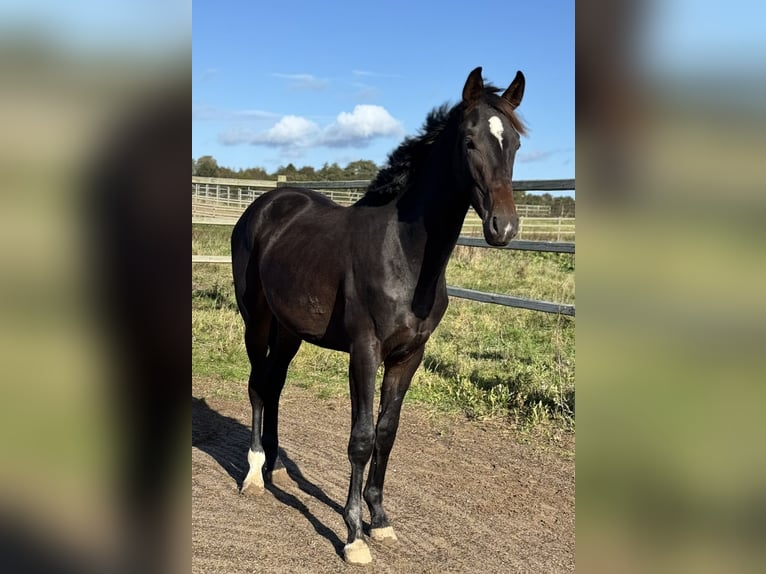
488,116,504,149
371,526,398,541
344,539,372,564
244,449,265,486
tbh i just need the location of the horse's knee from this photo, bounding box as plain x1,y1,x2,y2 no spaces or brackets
348,426,374,463
375,411,401,443
363,484,381,506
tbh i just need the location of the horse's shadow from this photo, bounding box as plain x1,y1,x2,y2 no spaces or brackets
192,396,347,557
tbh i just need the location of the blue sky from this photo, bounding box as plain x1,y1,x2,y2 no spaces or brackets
193,0,575,186
0,1,189,54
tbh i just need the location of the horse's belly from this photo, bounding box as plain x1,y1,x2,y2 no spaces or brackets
303,330,351,353
264,286,350,352
297,297,348,350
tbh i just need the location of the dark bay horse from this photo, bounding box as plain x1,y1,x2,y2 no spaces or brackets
231,67,526,565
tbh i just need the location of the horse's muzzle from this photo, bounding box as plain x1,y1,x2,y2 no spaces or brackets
483,211,518,246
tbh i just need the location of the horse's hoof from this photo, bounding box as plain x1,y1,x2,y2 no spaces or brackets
240,479,264,497
343,539,372,565
370,526,398,545
266,467,294,489
242,450,265,496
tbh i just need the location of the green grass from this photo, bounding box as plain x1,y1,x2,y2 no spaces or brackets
192,224,233,255
192,223,574,428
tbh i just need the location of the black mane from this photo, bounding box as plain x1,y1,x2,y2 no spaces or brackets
361,103,455,202
361,85,525,203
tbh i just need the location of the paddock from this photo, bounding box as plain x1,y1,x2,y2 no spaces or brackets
192,174,575,571
192,378,574,573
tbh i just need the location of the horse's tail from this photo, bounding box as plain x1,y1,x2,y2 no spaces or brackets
231,205,255,325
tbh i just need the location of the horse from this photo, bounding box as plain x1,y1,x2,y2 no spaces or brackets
231,66,526,565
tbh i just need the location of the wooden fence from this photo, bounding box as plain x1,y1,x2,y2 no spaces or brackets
192,176,573,239
192,177,575,316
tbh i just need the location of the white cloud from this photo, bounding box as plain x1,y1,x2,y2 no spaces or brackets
322,105,404,147
349,81,380,101
218,116,320,149
352,70,402,79
272,73,329,90
249,115,322,147
218,127,256,145
518,149,555,163
200,68,219,81
518,148,574,163
219,105,404,151
193,104,277,121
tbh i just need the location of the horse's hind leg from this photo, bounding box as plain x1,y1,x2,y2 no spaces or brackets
241,311,272,497
240,295,302,496
259,326,301,488
232,224,272,496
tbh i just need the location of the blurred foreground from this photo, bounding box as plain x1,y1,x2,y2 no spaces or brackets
2,1,766,573
0,4,189,573
578,1,766,573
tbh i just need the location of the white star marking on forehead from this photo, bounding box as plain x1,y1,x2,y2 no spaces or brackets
488,116,504,150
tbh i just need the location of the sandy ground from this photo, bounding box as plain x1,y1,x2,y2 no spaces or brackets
192,377,574,573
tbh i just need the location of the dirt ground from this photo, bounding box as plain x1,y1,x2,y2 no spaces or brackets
192,377,574,573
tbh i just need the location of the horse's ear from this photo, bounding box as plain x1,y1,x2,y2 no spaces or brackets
502,71,525,109
462,67,484,105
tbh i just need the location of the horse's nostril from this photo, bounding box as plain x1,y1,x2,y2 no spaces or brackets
491,216,499,235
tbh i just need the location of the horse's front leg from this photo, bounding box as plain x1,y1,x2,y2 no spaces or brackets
364,346,424,545
343,340,380,565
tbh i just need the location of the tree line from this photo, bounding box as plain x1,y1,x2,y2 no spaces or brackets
193,155,379,182
192,155,574,216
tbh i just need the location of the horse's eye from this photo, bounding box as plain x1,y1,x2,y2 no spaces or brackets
466,138,476,150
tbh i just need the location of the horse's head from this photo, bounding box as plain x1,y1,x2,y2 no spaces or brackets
458,67,525,246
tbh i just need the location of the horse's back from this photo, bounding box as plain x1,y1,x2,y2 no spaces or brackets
233,187,344,268
235,186,339,241
232,187,352,347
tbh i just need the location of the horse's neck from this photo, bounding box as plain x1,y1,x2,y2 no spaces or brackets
396,162,470,317
403,131,469,244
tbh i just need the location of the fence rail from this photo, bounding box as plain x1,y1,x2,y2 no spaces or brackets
456,237,575,253
192,241,575,317
446,286,575,316
192,177,574,315
193,176,574,239
192,175,574,195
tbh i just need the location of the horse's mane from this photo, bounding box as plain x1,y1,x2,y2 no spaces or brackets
361,104,455,201
361,85,526,202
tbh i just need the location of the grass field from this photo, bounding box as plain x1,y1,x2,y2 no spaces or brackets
192,223,575,428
